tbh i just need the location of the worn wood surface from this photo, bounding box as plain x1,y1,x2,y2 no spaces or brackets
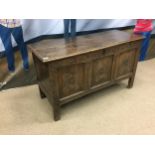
29,30,143,62
29,30,143,121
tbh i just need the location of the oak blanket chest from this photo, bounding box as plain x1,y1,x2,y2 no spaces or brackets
29,30,143,121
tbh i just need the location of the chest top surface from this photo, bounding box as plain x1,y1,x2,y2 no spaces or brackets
28,30,144,62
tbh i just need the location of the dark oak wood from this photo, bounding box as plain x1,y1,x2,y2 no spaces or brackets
29,30,144,121
38,86,46,99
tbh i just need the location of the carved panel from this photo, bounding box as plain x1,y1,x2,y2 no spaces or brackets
91,56,113,87
115,50,136,78
57,64,85,98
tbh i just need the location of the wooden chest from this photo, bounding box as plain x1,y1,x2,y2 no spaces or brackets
29,30,143,121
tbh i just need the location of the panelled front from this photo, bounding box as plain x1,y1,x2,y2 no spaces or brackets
52,50,115,101
48,42,139,104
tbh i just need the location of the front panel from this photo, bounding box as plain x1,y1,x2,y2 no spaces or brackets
115,49,136,79
91,55,113,88
57,63,86,99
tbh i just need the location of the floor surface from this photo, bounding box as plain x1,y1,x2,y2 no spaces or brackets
0,59,155,134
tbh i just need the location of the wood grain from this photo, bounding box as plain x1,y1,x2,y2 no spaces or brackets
29,30,143,121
